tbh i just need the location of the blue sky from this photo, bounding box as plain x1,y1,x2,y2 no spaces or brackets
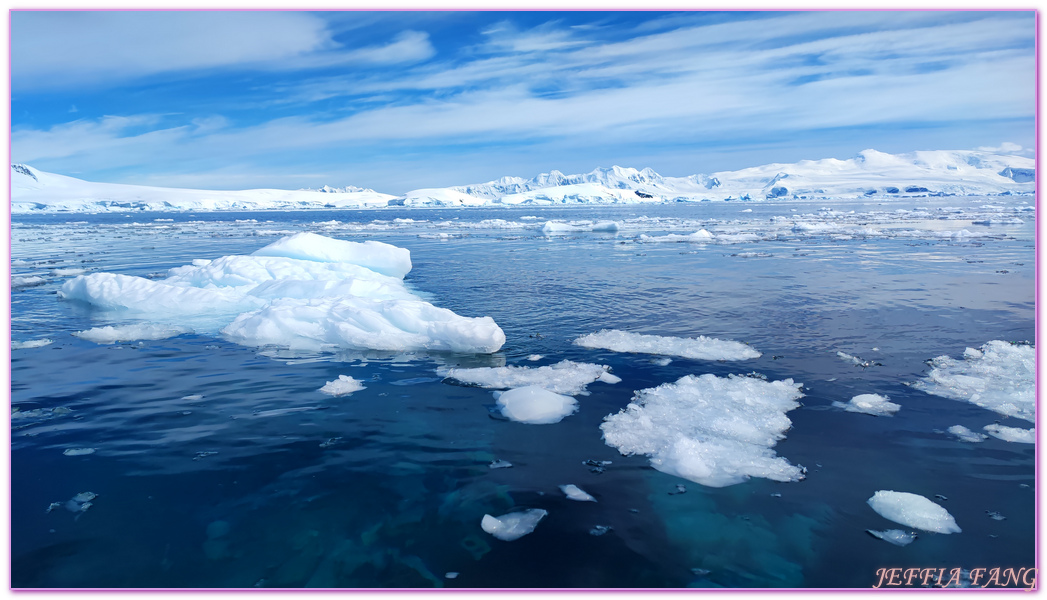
10,10,1036,193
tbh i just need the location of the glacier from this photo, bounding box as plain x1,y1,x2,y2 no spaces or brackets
11,147,1034,213
57,232,505,354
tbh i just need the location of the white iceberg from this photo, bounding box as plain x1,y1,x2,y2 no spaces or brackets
983,424,1035,444
574,329,760,361
559,484,596,502
946,425,988,443
601,374,805,487
73,324,193,344
59,233,505,354
494,386,578,424
480,509,548,541
438,360,620,396
867,491,961,534
913,341,1034,422
832,394,901,416
318,375,366,397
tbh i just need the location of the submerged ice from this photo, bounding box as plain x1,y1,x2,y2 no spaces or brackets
601,374,805,488
58,233,505,354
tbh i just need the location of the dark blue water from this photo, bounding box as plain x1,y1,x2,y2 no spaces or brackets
10,199,1036,588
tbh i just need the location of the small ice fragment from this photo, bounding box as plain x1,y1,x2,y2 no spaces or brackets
589,525,612,536
867,490,961,533
770,492,782,498
488,459,513,469
11,338,54,350
318,375,365,397
526,354,543,361
983,423,1035,443
1019,483,1030,488
46,502,62,513
181,394,204,401
560,484,596,502
832,394,901,416
946,425,987,443
77,502,93,512
319,437,342,448
690,568,712,577
480,509,548,541
182,411,192,415
72,492,97,503
495,386,577,424
440,360,618,395
669,484,687,495
445,572,459,579
934,494,948,501
63,448,95,456
651,357,673,366
866,529,917,546
986,511,1006,521
193,451,218,460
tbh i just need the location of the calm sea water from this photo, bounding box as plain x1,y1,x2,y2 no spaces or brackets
10,198,1036,588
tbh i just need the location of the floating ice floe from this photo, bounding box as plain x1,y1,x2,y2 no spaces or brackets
946,425,988,443
51,268,86,277
913,341,1034,422
867,491,961,534
59,232,505,354
559,484,596,502
11,338,54,350
438,360,620,395
318,375,366,397
481,509,548,541
983,423,1035,444
574,329,761,361
494,386,578,424
541,220,620,234
866,529,917,546
488,459,513,469
73,323,193,344
12,275,47,288
832,394,901,417
637,229,716,244
601,374,805,487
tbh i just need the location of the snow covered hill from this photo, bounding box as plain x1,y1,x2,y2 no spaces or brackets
10,148,1035,213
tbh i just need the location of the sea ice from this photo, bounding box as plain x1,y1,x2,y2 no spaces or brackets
913,341,1034,422
59,233,505,354
601,374,805,487
318,375,366,397
983,424,1035,444
494,386,578,424
480,509,548,541
867,491,961,534
832,394,901,416
11,338,54,350
946,425,987,443
559,484,596,502
866,529,917,546
438,360,620,395
575,329,761,361
73,324,193,344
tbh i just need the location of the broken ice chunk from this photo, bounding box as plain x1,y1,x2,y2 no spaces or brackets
866,529,917,546
669,484,687,495
318,375,365,397
983,423,1035,443
63,448,95,456
193,451,218,460
46,502,62,513
559,484,596,502
867,491,961,533
946,425,987,443
72,492,97,503
832,393,900,416
319,437,342,448
575,329,760,361
986,511,1006,521
445,572,459,579
494,386,577,424
480,509,548,541
488,459,513,469
589,525,612,536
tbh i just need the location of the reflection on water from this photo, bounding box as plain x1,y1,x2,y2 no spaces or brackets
10,199,1035,588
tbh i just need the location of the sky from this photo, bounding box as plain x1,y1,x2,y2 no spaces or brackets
9,10,1037,194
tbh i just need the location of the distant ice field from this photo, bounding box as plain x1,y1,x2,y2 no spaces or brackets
10,197,1035,588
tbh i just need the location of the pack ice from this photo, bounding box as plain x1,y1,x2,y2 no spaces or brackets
58,232,505,353
601,374,805,487
867,491,961,534
913,341,1034,422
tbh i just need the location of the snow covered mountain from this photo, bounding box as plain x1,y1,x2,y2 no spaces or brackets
10,148,1035,213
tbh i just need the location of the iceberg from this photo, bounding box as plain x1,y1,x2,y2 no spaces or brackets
493,386,578,424
983,424,1035,444
59,233,505,354
867,491,961,534
480,509,548,541
438,360,620,396
913,341,1034,422
832,394,901,417
601,374,805,487
575,329,760,361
